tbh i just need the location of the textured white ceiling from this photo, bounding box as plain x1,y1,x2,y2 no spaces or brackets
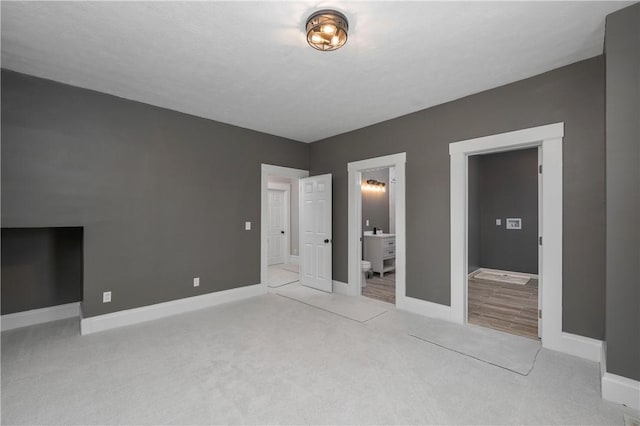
1,2,630,142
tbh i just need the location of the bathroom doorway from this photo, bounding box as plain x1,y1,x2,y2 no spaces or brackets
347,153,406,306
467,148,540,340
260,165,309,290
360,167,397,304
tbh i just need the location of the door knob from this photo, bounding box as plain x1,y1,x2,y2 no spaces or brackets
281,231,285,234
324,239,332,244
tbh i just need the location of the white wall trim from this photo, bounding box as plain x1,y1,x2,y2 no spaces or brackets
348,153,406,306
261,164,309,292
469,267,539,280
449,122,564,155
602,373,640,410
555,332,603,362
1,302,80,331
400,297,452,322
332,280,352,296
449,123,565,354
600,341,640,410
81,284,265,335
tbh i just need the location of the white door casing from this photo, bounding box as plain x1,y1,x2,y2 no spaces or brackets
267,189,286,265
449,122,563,351
299,174,333,292
347,153,406,302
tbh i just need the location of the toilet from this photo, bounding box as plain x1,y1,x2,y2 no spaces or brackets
361,260,372,288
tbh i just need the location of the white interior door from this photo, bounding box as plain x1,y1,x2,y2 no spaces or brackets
267,189,286,265
300,174,332,292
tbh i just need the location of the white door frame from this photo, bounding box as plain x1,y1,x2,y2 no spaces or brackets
267,182,290,266
449,122,564,350
347,153,406,304
261,164,309,291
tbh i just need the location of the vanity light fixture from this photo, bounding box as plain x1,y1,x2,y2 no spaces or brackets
362,179,386,193
306,9,349,51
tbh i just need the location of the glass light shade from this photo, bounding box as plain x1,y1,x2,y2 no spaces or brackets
306,10,348,51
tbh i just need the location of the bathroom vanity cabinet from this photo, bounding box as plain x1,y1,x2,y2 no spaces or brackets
364,234,396,277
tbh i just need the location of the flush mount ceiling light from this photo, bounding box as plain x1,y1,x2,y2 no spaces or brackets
306,9,349,51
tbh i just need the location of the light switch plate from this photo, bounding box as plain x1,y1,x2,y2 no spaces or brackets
103,291,111,303
365,219,370,226
193,277,200,287
245,221,251,230
496,219,502,226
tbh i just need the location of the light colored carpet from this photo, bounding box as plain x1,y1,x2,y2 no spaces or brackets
1,294,632,425
408,318,541,375
281,263,299,274
275,283,389,323
267,264,299,288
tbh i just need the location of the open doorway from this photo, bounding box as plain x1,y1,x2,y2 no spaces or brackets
347,153,406,306
467,148,540,340
361,167,397,304
260,165,309,290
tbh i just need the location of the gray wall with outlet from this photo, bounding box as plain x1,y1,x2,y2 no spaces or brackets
1,69,309,318
468,148,539,275
310,56,606,340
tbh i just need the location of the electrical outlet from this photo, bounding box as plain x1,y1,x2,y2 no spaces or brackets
365,219,370,226
103,291,112,303
193,277,200,287
496,219,502,226
245,221,251,230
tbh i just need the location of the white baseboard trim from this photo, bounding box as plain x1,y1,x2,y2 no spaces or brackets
288,255,299,265
550,332,603,362
602,372,640,410
600,342,640,410
81,284,265,335
1,302,80,331
469,267,539,280
398,296,452,322
333,280,354,296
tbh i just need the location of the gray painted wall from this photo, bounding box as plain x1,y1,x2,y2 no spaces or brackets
468,157,480,273
1,227,83,314
310,56,606,339
362,169,390,234
475,148,538,274
1,70,309,318
604,3,640,381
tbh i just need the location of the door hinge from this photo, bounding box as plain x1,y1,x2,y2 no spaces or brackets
539,164,542,174
539,236,542,246
538,309,542,319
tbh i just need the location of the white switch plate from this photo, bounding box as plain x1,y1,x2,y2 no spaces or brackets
103,291,111,303
365,219,370,226
496,219,502,226
193,277,200,287
245,221,251,230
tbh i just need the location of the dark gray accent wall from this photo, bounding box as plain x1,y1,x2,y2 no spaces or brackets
1,70,309,318
1,227,83,314
362,169,390,233
468,157,480,273
604,3,640,381
476,148,538,274
310,56,606,339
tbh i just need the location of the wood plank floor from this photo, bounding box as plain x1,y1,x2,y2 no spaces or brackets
467,276,539,340
363,273,395,304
